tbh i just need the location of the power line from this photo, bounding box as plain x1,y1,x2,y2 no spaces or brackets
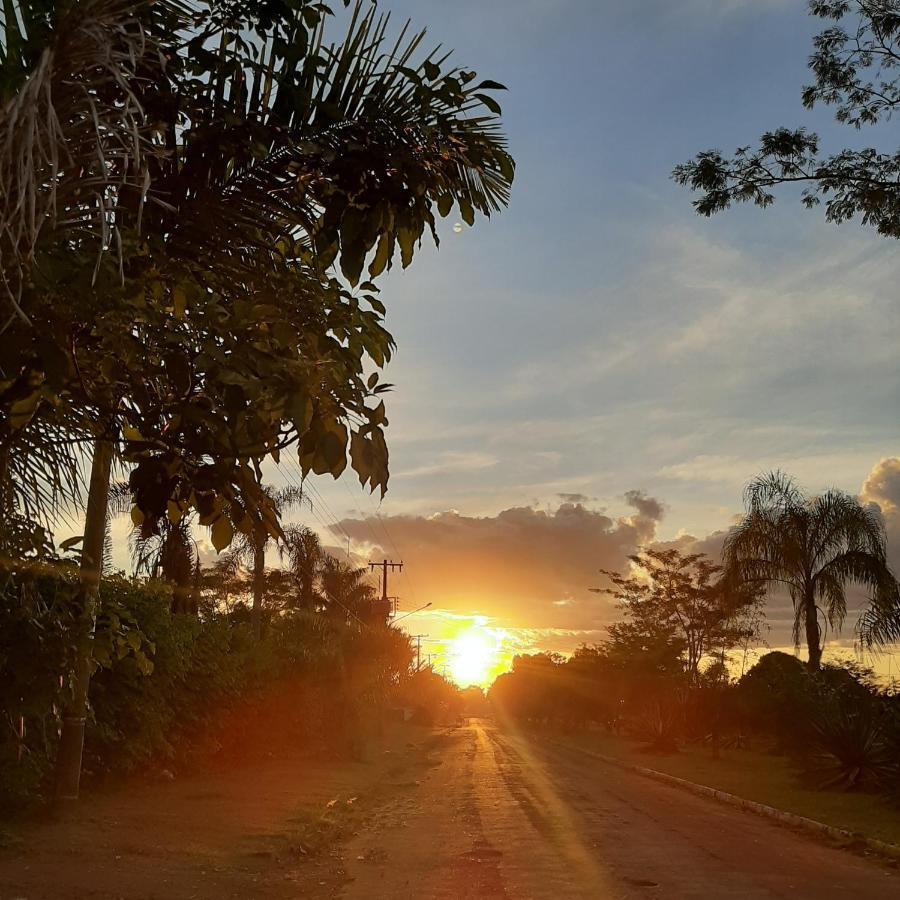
338,476,424,613
281,461,382,594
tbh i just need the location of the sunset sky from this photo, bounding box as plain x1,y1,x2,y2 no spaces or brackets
108,1,900,681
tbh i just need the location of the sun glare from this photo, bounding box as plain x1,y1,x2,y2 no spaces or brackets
448,629,500,688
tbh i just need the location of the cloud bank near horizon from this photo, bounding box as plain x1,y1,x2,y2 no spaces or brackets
329,457,900,655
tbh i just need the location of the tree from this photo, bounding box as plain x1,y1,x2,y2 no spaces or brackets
674,2,900,239
2,0,515,530
108,483,201,615
595,548,764,684
320,556,379,623
130,521,199,615
278,525,324,612
724,471,899,672
217,486,307,638
2,0,514,799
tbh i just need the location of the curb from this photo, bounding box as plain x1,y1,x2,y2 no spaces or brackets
553,740,900,863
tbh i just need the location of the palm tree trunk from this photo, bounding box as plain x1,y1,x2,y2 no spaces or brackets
54,436,114,802
0,441,10,513
251,542,265,640
804,589,823,672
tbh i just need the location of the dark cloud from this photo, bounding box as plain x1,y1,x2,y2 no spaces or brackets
557,492,591,504
325,458,900,655
623,490,665,525
332,493,664,630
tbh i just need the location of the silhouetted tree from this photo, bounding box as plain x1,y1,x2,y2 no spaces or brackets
218,486,307,638
595,548,764,683
278,526,324,611
725,472,899,671
675,2,900,240
320,556,378,623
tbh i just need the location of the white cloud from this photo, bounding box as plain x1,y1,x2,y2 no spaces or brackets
398,451,498,479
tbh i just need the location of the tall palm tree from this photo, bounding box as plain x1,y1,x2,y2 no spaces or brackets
131,520,199,614
278,524,324,612
110,483,200,614
724,472,899,671
217,485,307,638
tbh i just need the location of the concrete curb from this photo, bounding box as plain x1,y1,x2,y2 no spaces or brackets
554,740,900,863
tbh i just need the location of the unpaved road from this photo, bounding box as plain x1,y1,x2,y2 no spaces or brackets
1,719,896,898
344,719,897,899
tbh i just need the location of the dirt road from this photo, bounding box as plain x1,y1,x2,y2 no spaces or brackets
344,719,897,898
1,719,896,898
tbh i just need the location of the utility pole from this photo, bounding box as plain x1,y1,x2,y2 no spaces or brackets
368,558,403,619
411,634,426,672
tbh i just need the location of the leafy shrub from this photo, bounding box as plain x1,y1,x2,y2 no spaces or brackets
737,651,815,752
629,695,684,753
1,569,414,810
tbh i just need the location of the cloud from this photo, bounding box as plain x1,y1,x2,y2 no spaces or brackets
398,451,498,479
861,457,900,574
862,457,900,514
624,489,665,522
331,492,665,630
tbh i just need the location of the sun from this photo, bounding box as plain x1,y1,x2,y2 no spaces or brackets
448,629,499,688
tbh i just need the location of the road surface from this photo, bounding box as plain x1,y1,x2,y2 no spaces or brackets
1,720,895,898
343,719,897,899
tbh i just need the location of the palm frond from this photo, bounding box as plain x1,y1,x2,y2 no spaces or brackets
727,470,900,665
161,1,514,282
0,0,192,322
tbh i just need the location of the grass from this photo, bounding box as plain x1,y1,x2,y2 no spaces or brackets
554,729,900,847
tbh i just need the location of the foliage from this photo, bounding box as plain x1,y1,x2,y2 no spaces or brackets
0,564,154,806
804,698,898,791
396,667,463,725
674,1,900,238
724,471,899,671
278,524,325,611
737,651,813,751
0,565,416,809
1,0,515,542
595,548,765,683
320,555,382,623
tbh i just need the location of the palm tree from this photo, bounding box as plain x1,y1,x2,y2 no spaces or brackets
217,485,307,638
320,555,378,623
724,472,899,671
109,483,200,614
278,525,324,612
130,520,199,614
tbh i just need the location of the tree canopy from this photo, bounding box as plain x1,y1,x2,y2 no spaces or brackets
0,0,515,549
594,548,765,684
674,1,900,239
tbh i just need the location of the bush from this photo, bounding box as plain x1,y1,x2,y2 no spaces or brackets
802,698,897,791
1,569,414,811
737,651,814,752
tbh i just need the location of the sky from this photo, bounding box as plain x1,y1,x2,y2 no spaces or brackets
109,1,900,681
